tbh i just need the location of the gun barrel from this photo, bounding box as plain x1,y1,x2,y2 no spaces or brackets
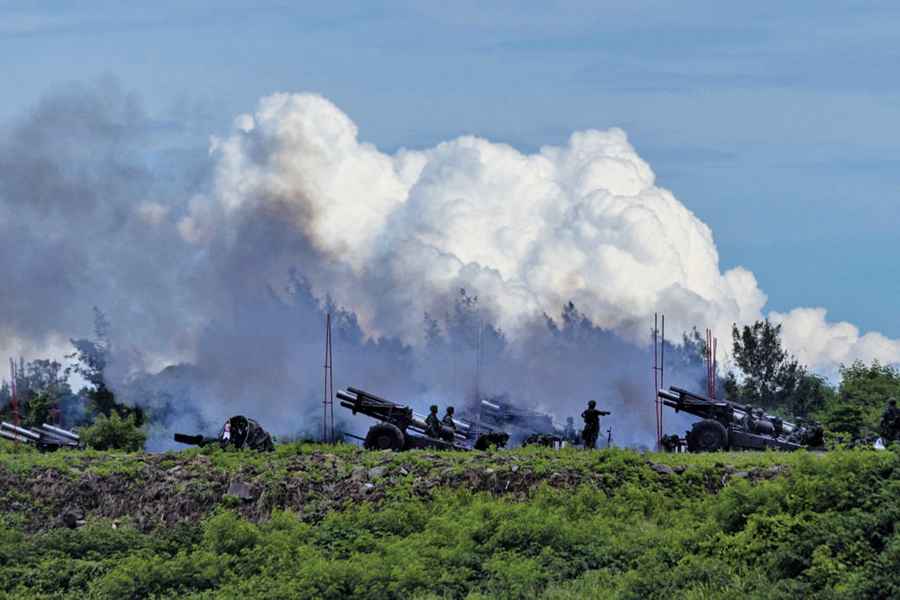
336,391,358,404
174,433,215,447
33,427,79,446
1,421,40,441
41,423,80,442
657,389,680,402
1,430,34,444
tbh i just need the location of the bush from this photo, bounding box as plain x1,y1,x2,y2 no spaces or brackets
79,412,146,452
1,449,898,599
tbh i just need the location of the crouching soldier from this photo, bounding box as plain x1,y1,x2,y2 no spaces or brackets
425,405,442,439
440,405,458,442
442,406,457,432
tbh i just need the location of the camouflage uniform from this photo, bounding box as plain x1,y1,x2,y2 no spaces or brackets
881,400,900,442
425,406,442,439
581,401,602,449
442,407,457,431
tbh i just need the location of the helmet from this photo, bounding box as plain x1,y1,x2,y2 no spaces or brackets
430,404,438,413
446,406,455,414
588,400,596,408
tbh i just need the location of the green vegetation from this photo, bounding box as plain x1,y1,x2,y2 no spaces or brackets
78,412,147,452
0,445,897,599
721,320,897,441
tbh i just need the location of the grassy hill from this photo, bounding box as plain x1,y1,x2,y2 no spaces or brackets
1,442,898,599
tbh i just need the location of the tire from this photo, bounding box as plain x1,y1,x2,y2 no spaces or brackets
687,419,728,452
364,423,405,451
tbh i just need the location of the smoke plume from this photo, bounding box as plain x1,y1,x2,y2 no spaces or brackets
2,84,898,446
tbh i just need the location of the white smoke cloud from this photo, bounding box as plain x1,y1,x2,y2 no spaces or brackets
771,308,900,374
191,95,742,346
188,92,899,376
2,83,897,436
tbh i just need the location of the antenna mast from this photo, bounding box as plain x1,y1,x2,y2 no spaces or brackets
323,313,335,444
8,358,19,446
706,329,718,400
652,314,665,449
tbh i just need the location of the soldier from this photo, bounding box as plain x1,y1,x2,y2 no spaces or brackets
425,404,442,439
440,406,458,442
880,398,900,442
581,400,605,449
442,406,457,431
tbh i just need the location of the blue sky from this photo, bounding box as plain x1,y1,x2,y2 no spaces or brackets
4,1,900,336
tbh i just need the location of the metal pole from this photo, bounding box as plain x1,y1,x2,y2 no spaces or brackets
653,314,660,449
9,359,19,446
328,315,335,444
323,313,334,444
660,314,665,440
712,336,718,400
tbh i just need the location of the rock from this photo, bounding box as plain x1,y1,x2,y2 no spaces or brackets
226,479,255,501
649,463,675,476
510,465,519,473
350,466,367,482
368,466,387,480
398,467,409,476
60,508,85,529
733,471,749,479
762,465,785,478
672,465,686,474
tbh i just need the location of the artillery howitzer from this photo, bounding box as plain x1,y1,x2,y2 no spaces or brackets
1,421,81,451
658,386,824,452
338,387,508,451
477,396,569,447
175,415,274,452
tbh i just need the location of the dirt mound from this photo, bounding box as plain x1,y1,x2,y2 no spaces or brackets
0,448,787,532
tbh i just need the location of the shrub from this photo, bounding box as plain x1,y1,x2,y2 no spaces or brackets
79,412,146,452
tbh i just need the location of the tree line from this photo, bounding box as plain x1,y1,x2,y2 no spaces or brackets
2,305,897,451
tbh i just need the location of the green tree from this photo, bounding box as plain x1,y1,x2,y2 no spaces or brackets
724,320,829,415
816,360,900,439
0,358,76,428
79,412,146,452
67,307,143,425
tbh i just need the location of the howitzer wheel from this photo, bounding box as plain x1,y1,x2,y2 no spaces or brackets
687,419,728,452
364,423,405,451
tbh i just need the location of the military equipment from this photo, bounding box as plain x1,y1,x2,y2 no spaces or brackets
1,421,81,451
174,415,274,452
658,386,824,452
477,396,567,445
173,433,219,447
338,387,508,451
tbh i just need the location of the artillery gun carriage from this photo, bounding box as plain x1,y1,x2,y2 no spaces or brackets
658,386,824,452
338,387,508,451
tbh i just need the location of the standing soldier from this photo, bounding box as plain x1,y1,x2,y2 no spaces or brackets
881,398,900,443
425,405,442,439
581,400,609,449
